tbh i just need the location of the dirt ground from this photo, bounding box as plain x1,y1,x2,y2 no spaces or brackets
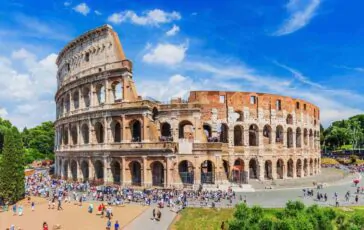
0,197,148,230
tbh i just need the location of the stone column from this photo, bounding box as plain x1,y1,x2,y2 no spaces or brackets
67,160,72,180
103,157,110,184
164,161,168,188
271,128,276,145
104,117,109,144
121,157,126,185
194,157,201,185
79,88,84,109
77,122,81,146
105,79,110,104
90,83,95,107
292,131,296,149
258,130,264,148
272,162,277,180
292,161,296,178
70,92,74,111
258,160,264,181
77,160,82,181
142,114,149,142
142,156,148,186
88,119,93,144
165,157,171,187
243,127,249,146
283,131,287,147
88,158,94,181
121,115,126,142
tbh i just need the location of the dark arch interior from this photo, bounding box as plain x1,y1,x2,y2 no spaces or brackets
131,120,141,142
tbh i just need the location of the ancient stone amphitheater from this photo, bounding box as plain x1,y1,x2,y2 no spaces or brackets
54,25,321,188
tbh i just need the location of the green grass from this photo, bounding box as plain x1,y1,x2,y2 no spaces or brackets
171,207,364,230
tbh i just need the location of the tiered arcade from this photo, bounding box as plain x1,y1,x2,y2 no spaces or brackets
54,25,321,188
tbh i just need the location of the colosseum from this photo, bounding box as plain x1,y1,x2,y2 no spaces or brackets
54,25,321,188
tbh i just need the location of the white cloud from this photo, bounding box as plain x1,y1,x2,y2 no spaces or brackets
142,43,187,65
166,24,180,36
273,0,321,36
64,1,71,7
107,9,181,26
73,3,90,16
0,108,8,118
94,10,102,16
0,49,57,128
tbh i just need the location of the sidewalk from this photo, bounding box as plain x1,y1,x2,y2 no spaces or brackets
123,206,177,230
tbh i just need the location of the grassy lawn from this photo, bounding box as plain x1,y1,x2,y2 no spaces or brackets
171,206,364,230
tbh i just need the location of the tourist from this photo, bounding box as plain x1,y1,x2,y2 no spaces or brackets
355,195,359,204
31,201,35,211
114,220,120,230
106,218,112,230
43,222,49,230
18,205,23,216
10,225,15,230
57,196,63,211
12,204,17,216
88,203,94,213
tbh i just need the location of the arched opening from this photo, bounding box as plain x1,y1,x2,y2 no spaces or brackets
249,159,258,179
65,94,70,112
94,160,104,181
63,127,69,145
222,160,229,180
309,158,313,175
249,124,259,146
178,160,194,184
94,122,104,143
263,125,272,145
71,126,77,145
201,160,215,184
296,159,302,177
236,110,244,122
129,161,142,186
71,160,77,181
264,160,272,180
219,123,228,143
296,128,302,148
73,91,79,110
233,125,243,146
203,124,212,141
314,159,318,174
63,161,68,179
95,84,105,105
82,87,90,108
111,81,122,102
151,161,164,186
287,159,294,178
152,107,158,121
287,128,293,148
111,160,121,184
81,124,89,144
303,159,308,176
232,159,245,183
276,159,284,179
81,161,89,182
112,122,121,142
276,125,284,145
304,129,308,146
309,129,313,147
130,120,142,142
161,122,172,140
178,120,194,139
286,114,293,125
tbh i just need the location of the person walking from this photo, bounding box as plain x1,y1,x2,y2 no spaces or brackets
42,222,48,230
12,204,17,216
31,201,35,211
57,196,63,211
114,220,120,230
106,218,112,230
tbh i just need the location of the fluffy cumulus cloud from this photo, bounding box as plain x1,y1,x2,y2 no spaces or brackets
73,3,90,16
166,24,180,36
142,43,187,65
273,0,321,36
107,9,181,26
0,49,57,128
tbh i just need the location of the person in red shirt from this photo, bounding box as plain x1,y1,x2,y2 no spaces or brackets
43,222,48,230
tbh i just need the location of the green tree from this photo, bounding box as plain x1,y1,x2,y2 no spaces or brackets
0,127,25,203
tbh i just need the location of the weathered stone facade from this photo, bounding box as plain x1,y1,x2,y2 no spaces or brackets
54,25,321,188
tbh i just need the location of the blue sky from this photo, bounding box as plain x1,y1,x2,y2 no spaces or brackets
0,0,363,128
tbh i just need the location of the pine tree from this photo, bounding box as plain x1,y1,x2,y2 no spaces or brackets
0,127,25,203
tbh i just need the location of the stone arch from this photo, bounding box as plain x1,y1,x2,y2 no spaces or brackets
219,123,228,143
82,87,90,108
161,122,172,138
286,114,293,125
81,123,89,144
249,158,258,179
309,158,313,175
264,160,273,180
296,159,302,177
201,160,215,184
94,160,104,180
304,128,308,145
110,160,121,184
130,120,142,142
296,127,302,148
151,161,164,186
179,120,194,139
96,84,105,104
263,124,272,145
111,121,121,142
81,160,89,182
276,125,284,145
223,160,229,180
178,160,194,184
63,160,68,179
309,129,314,147
276,159,284,179
314,158,318,174
111,81,122,102
203,124,212,140
287,159,294,178
129,161,142,186
65,94,70,112
73,90,80,109
234,125,243,146
94,122,104,143
152,107,159,121
63,126,69,145
70,125,78,145
232,158,245,183
236,110,244,122
287,128,293,148
71,160,77,181
249,124,259,146
303,159,308,176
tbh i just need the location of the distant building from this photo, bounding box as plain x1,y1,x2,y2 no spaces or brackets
54,25,321,187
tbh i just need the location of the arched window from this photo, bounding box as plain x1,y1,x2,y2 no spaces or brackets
304,129,308,145
95,122,104,143
249,124,259,146
81,124,89,144
219,123,228,143
161,122,171,140
152,107,158,121
276,125,284,144
287,128,293,148
112,81,122,102
83,87,90,108
234,125,243,146
203,124,212,140
65,94,70,112
96,85,105,104
179,120,194,139
73,91,79,110
71,126,78,145
113,122,121,142
263,125,272,145
296,128,302,148
286,114,293,125
130,120,142,142
63,127,69,145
